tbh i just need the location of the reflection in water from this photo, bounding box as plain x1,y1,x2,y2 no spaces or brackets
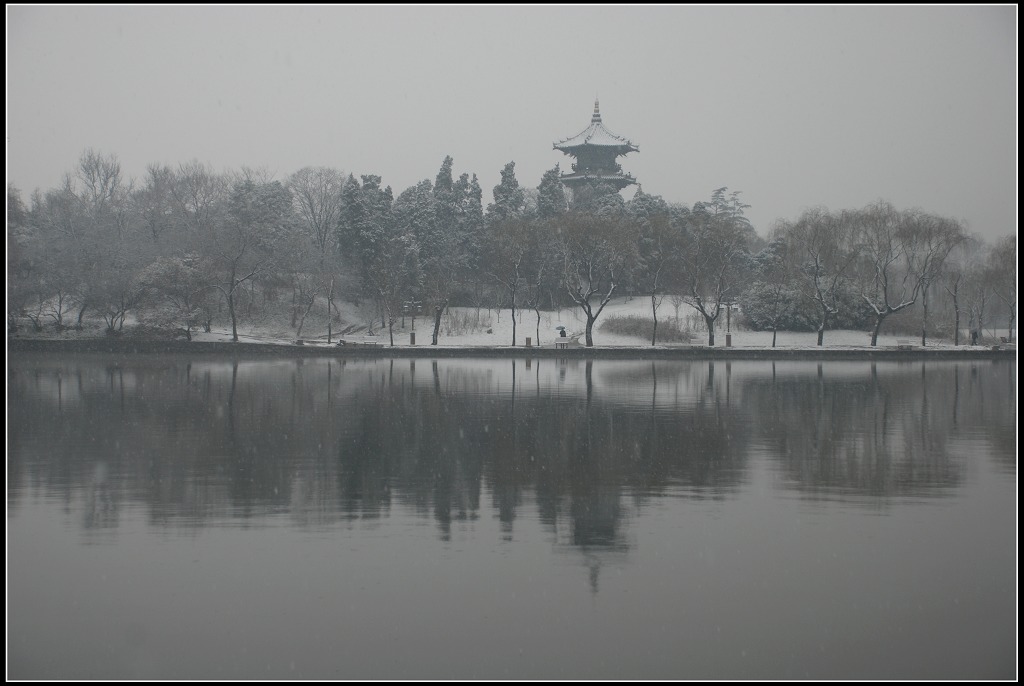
8,356,1015,533
6,354,1016,680
747,362,980,498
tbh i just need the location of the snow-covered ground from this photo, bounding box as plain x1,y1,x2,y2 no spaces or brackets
188,296,971,350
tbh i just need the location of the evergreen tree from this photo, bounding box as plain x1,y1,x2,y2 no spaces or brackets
568,180,620,215
391,179,432,301
456,172,485,262
337,174,394,294
433,156,457,240
486,161,525,224
536,165,567,220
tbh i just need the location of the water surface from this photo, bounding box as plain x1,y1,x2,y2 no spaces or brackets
8,355,1016,679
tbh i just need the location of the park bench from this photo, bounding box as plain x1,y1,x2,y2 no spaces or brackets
555,340,570,350
896,339,914,350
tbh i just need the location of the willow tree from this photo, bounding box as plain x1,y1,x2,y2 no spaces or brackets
785,207,858,346
987,235,1016,342
851,201,963,346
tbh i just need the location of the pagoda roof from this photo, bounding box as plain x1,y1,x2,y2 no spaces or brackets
553,100,639,154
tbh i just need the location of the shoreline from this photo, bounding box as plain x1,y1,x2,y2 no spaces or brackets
8,337,1015,360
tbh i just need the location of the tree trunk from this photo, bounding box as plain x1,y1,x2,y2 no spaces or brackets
920,285,929,347
871,316,884,347
228,274,239,341
585,316,595,347
326,277,335,344
291,284,298,327
705,314,716,346
249,279,256,320
772,326,778,348
296,295,316,339
951,284,960,345
229,289,238,342
510,290,517,346
431,301,447,345
650,293,658,346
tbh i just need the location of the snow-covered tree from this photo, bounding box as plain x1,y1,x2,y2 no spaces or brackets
486,161,525,224
337,174,394,298
679,188,755,346
783,207,859,346
850,201,964,346
987,235,1016,342
559,206,635,347
138,254,216,339
208,178,294,341
536,165,568,220
627,189,682,345
288,166,347,341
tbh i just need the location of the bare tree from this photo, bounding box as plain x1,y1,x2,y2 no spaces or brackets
559,211,633,347
786,207,858,346
906,214,965,346
46,150,148,332
76,148,133,237
852,202,963,346
853,202,920,346
987,235,1016,342
522,221,559,346
171,161,227,236
485,218,533,346
288,167,346,342
941,234,985,346
207,178,293,341
288,167,346,257
135,164,177,245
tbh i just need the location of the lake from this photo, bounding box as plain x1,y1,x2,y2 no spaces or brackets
7,354,1016,679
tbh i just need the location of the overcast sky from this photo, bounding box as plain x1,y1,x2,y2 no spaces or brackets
6,5,1017,240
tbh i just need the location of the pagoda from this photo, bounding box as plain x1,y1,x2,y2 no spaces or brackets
553,99,638,191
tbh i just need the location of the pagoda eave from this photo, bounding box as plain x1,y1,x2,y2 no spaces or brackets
553,143,638,156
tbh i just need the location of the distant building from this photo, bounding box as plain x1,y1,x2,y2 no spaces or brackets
553,99,638,192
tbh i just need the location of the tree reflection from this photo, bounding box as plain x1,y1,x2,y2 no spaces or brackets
743,361,1014,498
8,356,1015,544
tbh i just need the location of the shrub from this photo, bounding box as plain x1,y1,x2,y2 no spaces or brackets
442,309,492,336
739,282,816,332
599,315,693,343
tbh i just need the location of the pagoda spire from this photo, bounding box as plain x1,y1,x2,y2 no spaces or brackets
592,98,601,123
